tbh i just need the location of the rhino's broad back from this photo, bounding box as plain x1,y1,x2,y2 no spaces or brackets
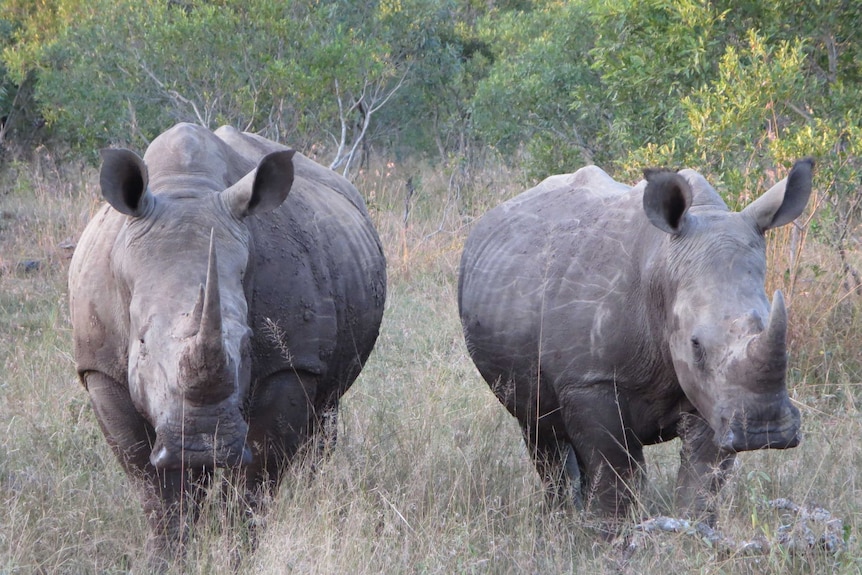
213,125,385,387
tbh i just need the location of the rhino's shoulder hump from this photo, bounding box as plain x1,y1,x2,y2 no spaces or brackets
496,166,630,223
144,123,252,190
521,165,628,203
215,125,288,163
538,165,628,194
677,168,728,210
569,165,628,194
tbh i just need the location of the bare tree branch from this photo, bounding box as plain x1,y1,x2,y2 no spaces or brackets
330,66,411,177
137,60,207,127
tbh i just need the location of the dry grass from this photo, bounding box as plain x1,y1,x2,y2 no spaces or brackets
0,154,860,573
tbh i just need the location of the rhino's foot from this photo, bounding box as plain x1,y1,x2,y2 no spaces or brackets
562,443,583,507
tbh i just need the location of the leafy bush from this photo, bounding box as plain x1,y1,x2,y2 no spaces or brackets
1,0,411,160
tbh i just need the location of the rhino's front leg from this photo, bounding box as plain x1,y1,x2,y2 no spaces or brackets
138,468,208,568
83,370,152,472
675,411,736,524
84,371,201,564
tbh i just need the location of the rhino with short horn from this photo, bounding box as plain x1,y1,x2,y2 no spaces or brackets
458,159,812,522
69,123,386,558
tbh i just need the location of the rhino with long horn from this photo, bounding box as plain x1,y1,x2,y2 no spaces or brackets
69,123,386,561
459,158,813,523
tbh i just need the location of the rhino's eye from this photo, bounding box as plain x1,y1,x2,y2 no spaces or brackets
691,336,705,365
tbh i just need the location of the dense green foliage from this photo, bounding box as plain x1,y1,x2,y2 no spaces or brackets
1,0,860,208
0,0,487,168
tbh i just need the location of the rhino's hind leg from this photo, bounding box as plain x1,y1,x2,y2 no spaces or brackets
314,399,340,457
558,392,646,525
675,412,736,524
521,423,582,507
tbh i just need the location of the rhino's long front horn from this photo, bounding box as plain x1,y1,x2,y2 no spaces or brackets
747,290,788,391
200,229,223,346
180,230,232,402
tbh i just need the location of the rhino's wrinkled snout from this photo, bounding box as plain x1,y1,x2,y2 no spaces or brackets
716,401,801,452
148,232,256,472
150,435,252,471
150,415,252,471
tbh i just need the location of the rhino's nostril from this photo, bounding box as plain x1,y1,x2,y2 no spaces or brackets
150,445,180,470
150,433,251,470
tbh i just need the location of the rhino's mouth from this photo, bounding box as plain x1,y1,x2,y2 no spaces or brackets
150,416,252,471
150,436,252,471
715,402,801,452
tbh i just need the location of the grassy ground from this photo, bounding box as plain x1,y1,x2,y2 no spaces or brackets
0,152,860,573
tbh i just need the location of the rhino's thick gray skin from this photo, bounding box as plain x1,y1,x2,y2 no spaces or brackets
69,123,386,558
459,160,812,522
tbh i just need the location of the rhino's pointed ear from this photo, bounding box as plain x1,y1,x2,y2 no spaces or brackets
99,148,152,217
643,169,692,235
743,157,815,232
223,150,295,219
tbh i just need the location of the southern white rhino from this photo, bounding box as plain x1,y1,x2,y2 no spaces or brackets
69,123,386,558
458,159,813,522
